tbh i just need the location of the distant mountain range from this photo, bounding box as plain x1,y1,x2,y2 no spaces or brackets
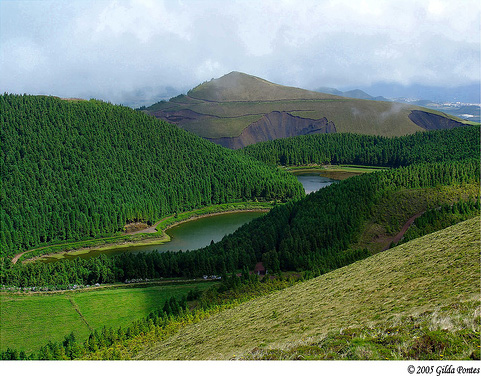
316,86,480,123
144,72,472,149
392,99,480,123
315,87,389,101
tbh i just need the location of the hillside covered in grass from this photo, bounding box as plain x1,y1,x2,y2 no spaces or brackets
145,72,472,148
0,94,303,258
132,217,480,360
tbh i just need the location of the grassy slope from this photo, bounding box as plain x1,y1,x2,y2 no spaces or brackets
134,217,480,360
187,72,338,102
151,97,427,139
147,72,472,138
0,282,217,353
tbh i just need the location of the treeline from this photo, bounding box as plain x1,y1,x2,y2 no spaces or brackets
0,94,303,258
194,159,479,274
240,126,480,167
3,159,478,287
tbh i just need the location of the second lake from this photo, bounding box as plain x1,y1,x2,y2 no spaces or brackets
294,172,338,194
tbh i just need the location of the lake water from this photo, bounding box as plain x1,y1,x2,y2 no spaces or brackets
294,173,337,194
40,174,335,262
45,211,265,262
121,211,264,254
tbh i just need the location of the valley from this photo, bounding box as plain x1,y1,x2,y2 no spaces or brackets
37,210,266,263
1,89,479,361
2,0,480,366
13,202,273,264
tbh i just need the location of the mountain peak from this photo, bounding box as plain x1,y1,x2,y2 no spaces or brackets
187,72,336,102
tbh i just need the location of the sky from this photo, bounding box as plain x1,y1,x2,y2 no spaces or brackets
1,0,480,106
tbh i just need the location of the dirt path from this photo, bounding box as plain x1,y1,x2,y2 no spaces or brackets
126,218,168,235
11,251,30,264
382,211,425,251
68,296,93,332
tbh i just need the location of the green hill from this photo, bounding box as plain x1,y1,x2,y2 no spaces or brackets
172,158,478,278
133,216,480,360
0,94,303,259
145,72,472,148
187,71,337,102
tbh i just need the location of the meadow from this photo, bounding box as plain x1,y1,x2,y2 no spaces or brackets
0,281,217,353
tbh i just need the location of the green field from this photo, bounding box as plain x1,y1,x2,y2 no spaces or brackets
131,217,480,360
0,281,217,353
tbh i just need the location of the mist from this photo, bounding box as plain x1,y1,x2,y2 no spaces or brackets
1,0,479,106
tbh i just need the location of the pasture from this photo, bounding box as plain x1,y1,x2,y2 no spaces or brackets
0,281,217,353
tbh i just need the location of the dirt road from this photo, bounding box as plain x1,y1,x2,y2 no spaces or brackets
382,211,425,251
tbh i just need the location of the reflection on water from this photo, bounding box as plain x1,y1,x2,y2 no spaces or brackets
126,211,264,254
295,173,337,194
41,174,336,263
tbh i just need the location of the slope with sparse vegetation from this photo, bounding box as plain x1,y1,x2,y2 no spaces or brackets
130,217,480,360
145,72,472,147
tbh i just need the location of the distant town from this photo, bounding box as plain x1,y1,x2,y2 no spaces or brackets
393,98,481,123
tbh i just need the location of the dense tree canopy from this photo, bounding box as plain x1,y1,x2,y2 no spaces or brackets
2,96,479,288
240,126,480,167
191,158,479,275
3,158,478,287
0,94,303,257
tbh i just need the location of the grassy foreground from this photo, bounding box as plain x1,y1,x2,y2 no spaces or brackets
0,281,217,353
131,217,480,360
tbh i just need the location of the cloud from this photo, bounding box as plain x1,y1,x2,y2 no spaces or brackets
0,0,479,105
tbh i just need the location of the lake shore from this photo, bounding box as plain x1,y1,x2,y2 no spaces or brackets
286,164,386,180
19,204,272,263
